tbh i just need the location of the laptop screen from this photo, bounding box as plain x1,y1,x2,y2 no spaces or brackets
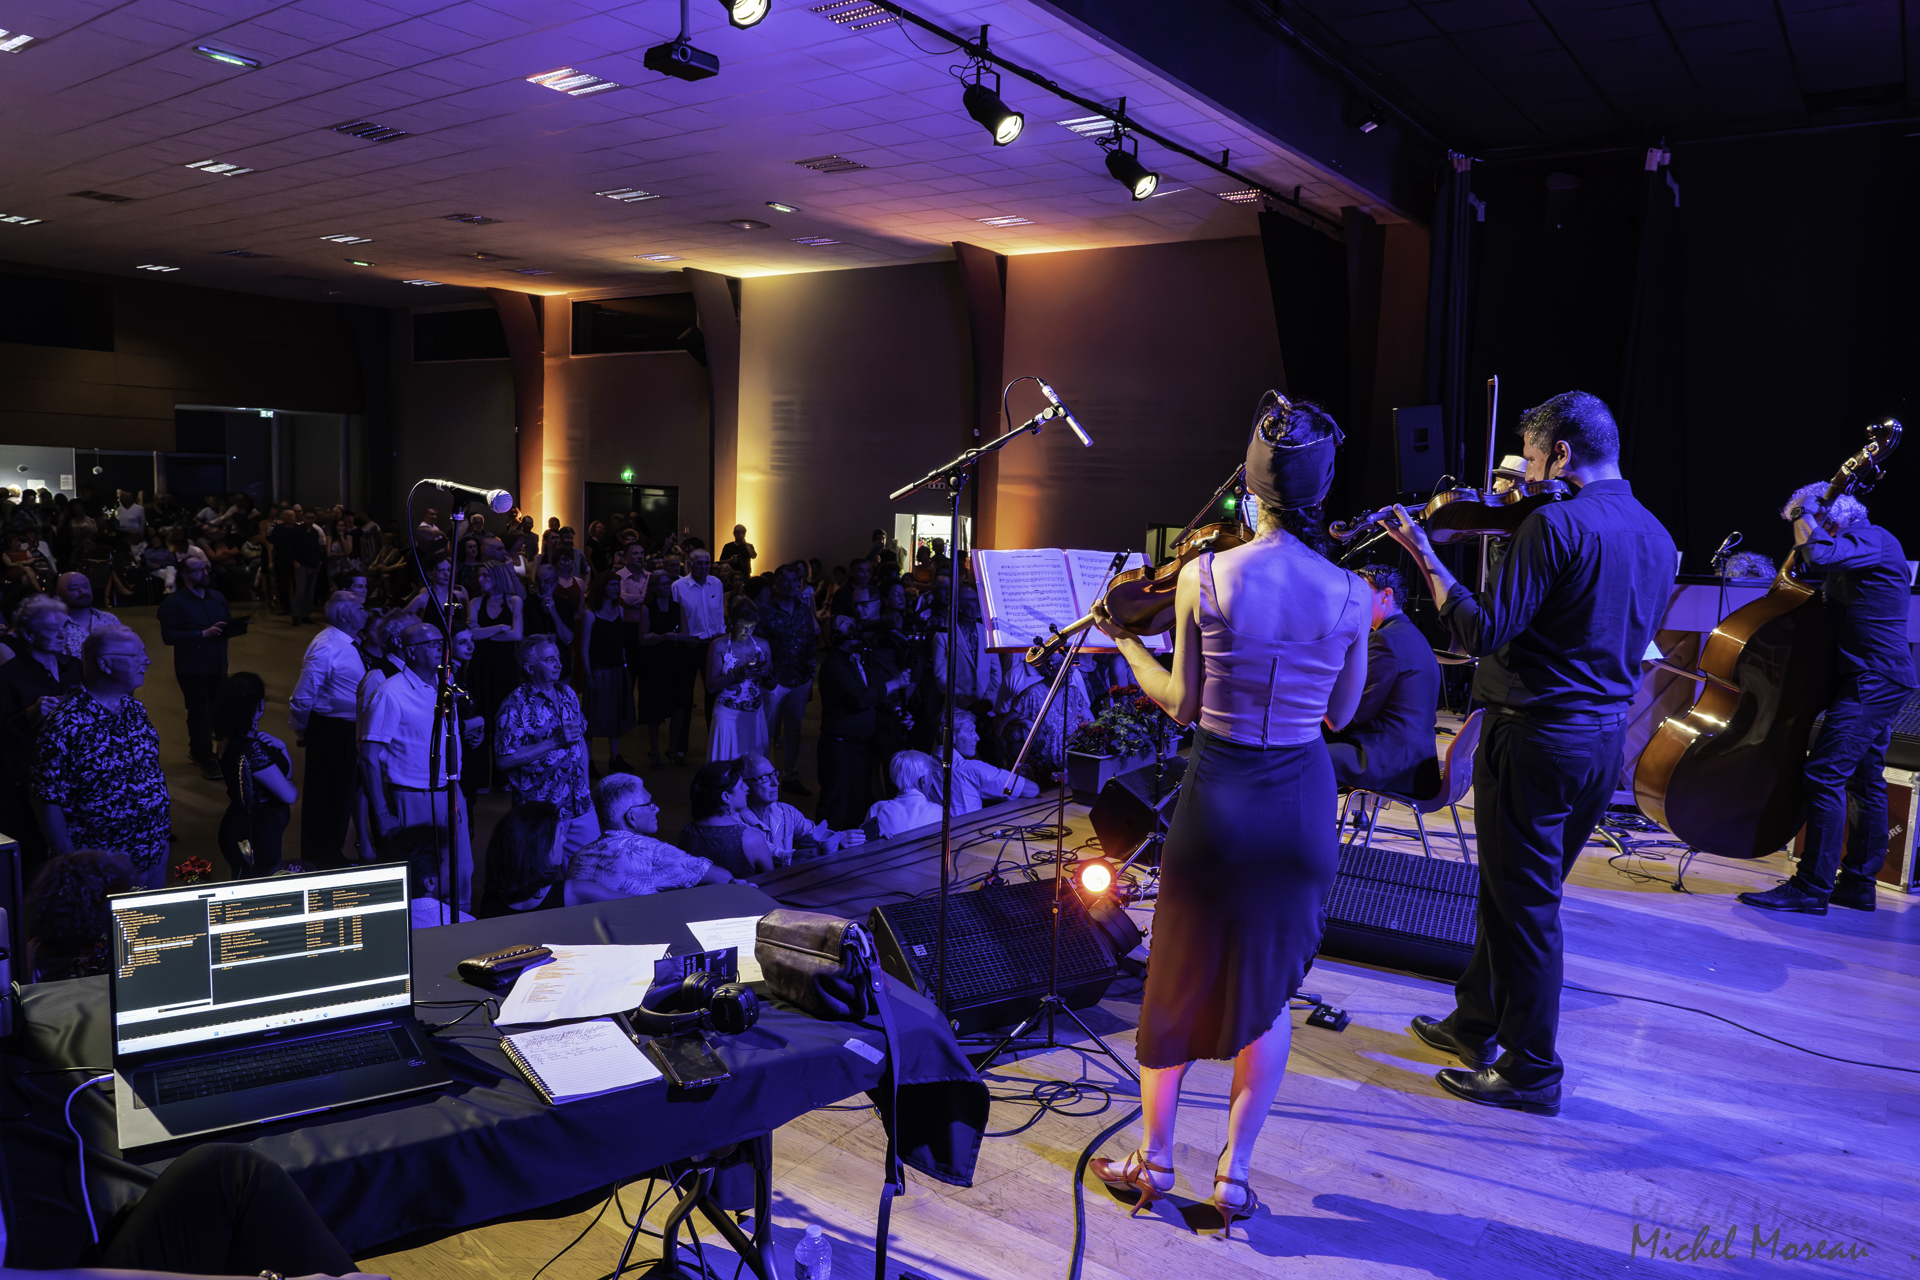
110,863,414,1058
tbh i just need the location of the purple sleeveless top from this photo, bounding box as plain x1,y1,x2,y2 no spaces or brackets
1196,551,1366,747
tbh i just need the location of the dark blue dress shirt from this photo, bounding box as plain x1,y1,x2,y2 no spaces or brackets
1799,522,1917,687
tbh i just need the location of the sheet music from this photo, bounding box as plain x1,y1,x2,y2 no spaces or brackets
1064,550,1170,653
498,943,669,1025
973,549,1079,651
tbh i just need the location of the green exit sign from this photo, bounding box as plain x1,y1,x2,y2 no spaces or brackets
620,467,635,482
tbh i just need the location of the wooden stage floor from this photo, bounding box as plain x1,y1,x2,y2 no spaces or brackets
367,774,1920,1280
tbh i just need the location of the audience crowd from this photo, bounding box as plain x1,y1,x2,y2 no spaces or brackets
2,487,1127,984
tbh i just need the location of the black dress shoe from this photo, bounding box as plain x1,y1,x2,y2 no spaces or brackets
1410,1014,1494,1069
1830,875,1877,912
1436,1067,1561,1116
1736,882,1828,915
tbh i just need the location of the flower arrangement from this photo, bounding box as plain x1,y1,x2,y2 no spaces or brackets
1067,688,1170,760
174,856,214,885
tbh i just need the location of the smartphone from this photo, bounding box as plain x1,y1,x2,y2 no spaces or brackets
643,1030,731,1089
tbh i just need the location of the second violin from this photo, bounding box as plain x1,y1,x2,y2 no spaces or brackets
1330,477,1574,547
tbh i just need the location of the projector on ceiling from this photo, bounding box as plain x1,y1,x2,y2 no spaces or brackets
645,40,720,81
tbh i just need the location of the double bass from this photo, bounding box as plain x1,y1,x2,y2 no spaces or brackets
1634,420,1902,857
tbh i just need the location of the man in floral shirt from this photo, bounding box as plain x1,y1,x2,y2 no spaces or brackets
494,635,600,859
33,626,171,888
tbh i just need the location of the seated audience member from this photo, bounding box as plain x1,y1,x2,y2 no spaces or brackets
740,752,861,865
566,774,730,904
1322,564,1443,796
948,709,1039,814
478,801,564,917
25,847,133,981
33,626,171,889
864,749,945,839
494,635,599,859
215,672,298,879
678,759,775,879
394,824,474,926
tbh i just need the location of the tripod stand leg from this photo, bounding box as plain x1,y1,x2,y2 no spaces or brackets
1052,999,1141,1085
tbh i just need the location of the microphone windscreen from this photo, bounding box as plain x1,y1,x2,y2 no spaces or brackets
488,489,514,515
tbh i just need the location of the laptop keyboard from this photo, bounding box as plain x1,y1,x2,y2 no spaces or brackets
153,1029,403,1105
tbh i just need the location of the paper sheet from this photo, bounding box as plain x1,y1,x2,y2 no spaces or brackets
685,916,766,984
504,1018,660,1101
497,943,669,1025
973,549,1080,651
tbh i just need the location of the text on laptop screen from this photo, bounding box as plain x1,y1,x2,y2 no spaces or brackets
111,864,412,1055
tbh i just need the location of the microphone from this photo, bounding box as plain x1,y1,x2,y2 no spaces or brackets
1713,531,1742,559
424,478,514,514
1035,379,1093,448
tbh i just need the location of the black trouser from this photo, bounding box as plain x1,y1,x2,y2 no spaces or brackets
273,563,293,612
816,732,872,831
0,782,49,884
300,714,359,867
96,1143,357,1276
1447,706,1624,1089
176,667,226,764
1796,671,1913,897
670,638,711,758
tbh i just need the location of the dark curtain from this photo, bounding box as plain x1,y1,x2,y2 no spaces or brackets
1617,150,1688,559
1423,154,1478,482
1258,210,1348,422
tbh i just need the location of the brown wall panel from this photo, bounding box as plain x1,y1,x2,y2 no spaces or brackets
568,351,712,545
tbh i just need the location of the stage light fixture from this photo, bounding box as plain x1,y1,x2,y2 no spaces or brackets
1103,143,1159,200
1077,857,1116,896
724,0,771,29
961,77,1023,147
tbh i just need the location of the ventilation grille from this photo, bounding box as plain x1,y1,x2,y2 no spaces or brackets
794,154,867,173
809,2,896,28
333,120,411,142
792,235,840,246
597,187,659,203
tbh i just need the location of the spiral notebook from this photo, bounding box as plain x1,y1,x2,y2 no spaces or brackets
500,1017,661,1105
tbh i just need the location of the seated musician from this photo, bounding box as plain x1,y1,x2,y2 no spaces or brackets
1739,485,1917,916
1321,564,1442,797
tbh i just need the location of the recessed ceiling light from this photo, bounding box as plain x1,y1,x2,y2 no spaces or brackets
1216,189,1262,205
792,235,840,246
445,213,501,224
765,201,800,214
137,264,181,272
527,67,624,96
597,188,660,203
976,215,1032,227
0,28,40,52
333,120,411,142
793,154,867,174
194,45,260,69
345,259,377,267
1057,115,1116,137
510,268,554,275
320,234,373,244
635,253,682,262
809,2,896,29
71,190,134,203
403,279,445,287
0,214,44,225
727,219,771,231
185,159,254,177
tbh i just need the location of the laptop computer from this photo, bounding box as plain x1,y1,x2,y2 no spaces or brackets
110,861,450,1151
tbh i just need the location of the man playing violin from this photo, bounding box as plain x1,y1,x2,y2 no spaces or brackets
1382,391,1675,1117
1737,487,1916,915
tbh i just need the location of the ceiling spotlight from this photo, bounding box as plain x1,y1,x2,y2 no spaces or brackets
1359,110,1383,134
765,201,800,214
193,45,260,69
961,77,1023,147
1102,140,1159,201
723,0,771,29
726,219,770,231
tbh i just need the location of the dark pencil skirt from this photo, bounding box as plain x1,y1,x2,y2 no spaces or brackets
1136,726,1338,1068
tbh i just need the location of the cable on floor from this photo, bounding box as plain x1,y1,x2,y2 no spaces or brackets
1563,982,1920,1074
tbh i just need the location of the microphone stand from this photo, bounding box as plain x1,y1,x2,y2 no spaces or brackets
888,400,1069,1019
405,480,472,924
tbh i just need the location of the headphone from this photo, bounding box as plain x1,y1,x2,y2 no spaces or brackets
626,968,760,1038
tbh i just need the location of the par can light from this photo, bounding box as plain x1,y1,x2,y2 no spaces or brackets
962,81,1024,146
1105,147,1159,200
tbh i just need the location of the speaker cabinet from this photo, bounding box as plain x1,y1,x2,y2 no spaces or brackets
1393,405,1446,497
1089,758,1186,865
1318,844,1479,979
870,879,1117,1035
1789,766,1918,894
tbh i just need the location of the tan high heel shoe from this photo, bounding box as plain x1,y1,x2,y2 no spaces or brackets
1088,1148,1174,1217
1210,1146,1261,1240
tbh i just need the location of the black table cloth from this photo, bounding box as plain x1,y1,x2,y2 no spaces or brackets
1,883,986,1267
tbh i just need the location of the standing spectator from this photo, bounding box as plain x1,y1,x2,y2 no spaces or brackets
495,636,600,860
215,672,297,879
565,774,728,904
112,489,146,540
405,556,468,626
363,622,474,912
266,510,300,615
719,524,756,579
757,563,819,796
706,597,772,764
613,542,651,713
288,591,369,867
156,555,232,779
740,752,859,865
671,548,726,760
476,801,565,917
677,759,774,879
33,626,171,888
290,510,324,624
467,562,525,789
24,848,134,982
580,571,635,772
369,530,407,605
816,614,910,831
524,562,575,659
636,567,686,767
0,595,79,878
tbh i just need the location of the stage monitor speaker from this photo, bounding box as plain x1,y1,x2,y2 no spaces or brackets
1790,765,1918,894
1319,844,1478,980
1089,757,1186,864
870,879,1117,1036
1886,687,1920,771
1393,405,1446,497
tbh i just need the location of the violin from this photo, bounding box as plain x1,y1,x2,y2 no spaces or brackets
1330,477,1575,546
1024,470,1252,668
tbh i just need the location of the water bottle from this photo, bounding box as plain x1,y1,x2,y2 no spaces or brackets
792,1224,832,1279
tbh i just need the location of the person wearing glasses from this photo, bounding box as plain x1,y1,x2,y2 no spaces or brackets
31,626,172,888
565,773,729,903
362,622,475,915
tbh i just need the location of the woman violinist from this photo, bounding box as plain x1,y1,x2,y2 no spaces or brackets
1089,395,1369,1235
